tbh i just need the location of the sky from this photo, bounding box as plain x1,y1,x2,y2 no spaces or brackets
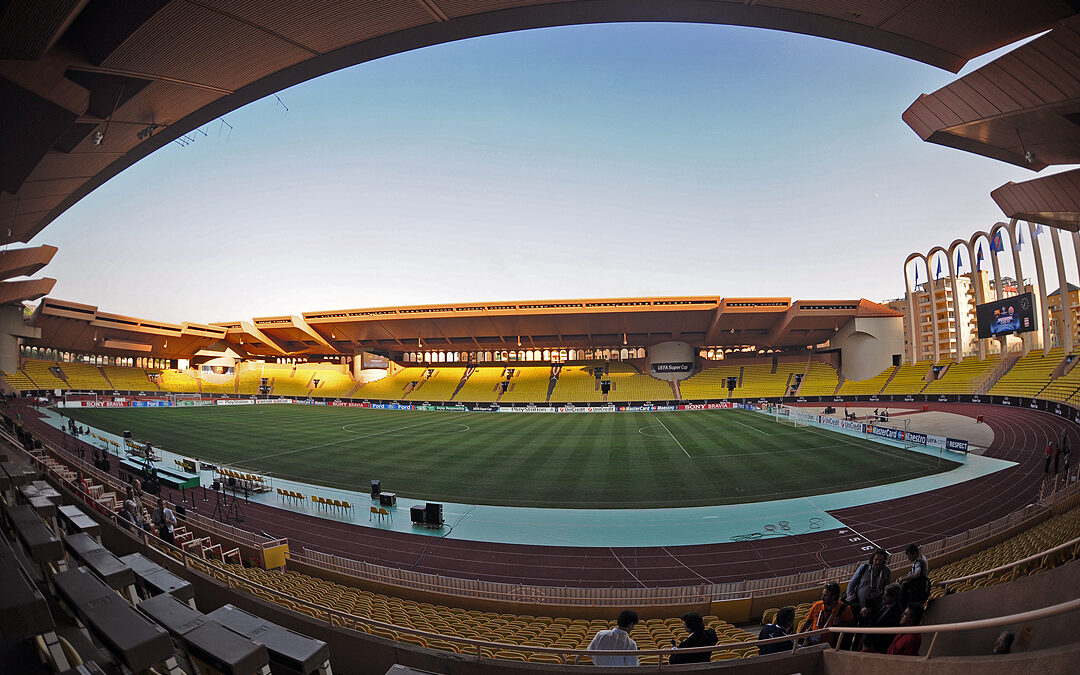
32,22,1075,325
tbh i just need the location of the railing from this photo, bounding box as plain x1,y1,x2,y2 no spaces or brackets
935,534,1080,591
832,596,1080,659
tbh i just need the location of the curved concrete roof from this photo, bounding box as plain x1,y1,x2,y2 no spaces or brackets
2,1,1076,247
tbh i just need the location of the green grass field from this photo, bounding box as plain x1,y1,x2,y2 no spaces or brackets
58,406,956,508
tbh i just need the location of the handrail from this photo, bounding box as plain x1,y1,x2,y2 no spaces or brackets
831,596,1080,658
934,534,1080,588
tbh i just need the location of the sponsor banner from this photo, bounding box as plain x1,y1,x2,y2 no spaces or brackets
131,400,172,407
906,431,928,445
868,425,904,441
651,362,693,373
621,406,655,412
793,410,818,423
80,401,128,408
329,401,369,408
946,437,969,453
177,399,214,407
255,398,294,405
498,407,556,413
679,402,735,411
558,406,616,413
927,434,947,449
819,416,841,428
434,405,467,411
370,403,413,410
418,405,436,411
839,419,865,432
217,399,255,406
655,405,677,411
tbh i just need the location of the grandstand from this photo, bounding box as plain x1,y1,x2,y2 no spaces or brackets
837,365,896,396
677,364,743,400
795,361,840,397
355,367,428,400
550,364,605,402
157,368,201,393
455,366,509,402
922,355,1001,395
989,348,1066,398
1034,352,1080,404
607,365,673,401
731,361,807,399
499,366,553,403
880,360,933,395
402,367,467,401
102,364,160,391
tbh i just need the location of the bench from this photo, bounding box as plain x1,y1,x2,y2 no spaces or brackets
139,594,270,675
63,532,137,602
57,504,102,540
120,552,195,606
53,566,179,674
207,604,333,675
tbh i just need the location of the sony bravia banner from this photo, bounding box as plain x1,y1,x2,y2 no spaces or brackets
976,292,1037,339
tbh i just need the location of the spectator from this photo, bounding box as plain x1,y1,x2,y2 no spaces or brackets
861,584,903,653
758,607,796,655
669,612,717,664
587,610,639,666
1045,442,1053,474
798,581,854,647
1054,443,1062,474
897,544,930,606
992,631,1014,655
885,604,924,655
845,548,891,649
120,498,143,531
154,497,177,546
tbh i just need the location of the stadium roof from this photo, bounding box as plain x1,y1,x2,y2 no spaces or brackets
3,0,1078,249
31,296,900,359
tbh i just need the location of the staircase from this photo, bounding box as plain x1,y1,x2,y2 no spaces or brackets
98,366,115,390
980,352,1022,394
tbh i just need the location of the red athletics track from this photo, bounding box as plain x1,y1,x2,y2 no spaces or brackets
7,400,1075,589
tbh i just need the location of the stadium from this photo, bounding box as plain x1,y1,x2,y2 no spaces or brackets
2,2,1080,674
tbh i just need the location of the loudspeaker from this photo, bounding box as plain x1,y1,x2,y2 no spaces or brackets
379,493,397,507
370,480,381,498
424,502,444,526
600,381,611,394
410,505,425,524
123,430,132,439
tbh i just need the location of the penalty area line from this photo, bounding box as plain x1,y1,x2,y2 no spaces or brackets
654,415,691,459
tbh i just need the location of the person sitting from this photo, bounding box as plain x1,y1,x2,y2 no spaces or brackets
845,548,891,649
587,610,639,666
861,584,904,653
758,607,796,655
897,544,930,606
885,603,925,656
669,612,717,664
798,581,854,647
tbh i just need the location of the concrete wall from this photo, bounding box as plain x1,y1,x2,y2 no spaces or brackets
822,643,1080,675
831,317,904,381
0,304,39,387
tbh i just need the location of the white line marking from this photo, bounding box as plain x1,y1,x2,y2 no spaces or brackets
609,548,648,588
728,417,773,436
237,415,457,465
838,522,882,550
654,415,691,459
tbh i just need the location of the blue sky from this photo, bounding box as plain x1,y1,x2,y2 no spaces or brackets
36,22,1064,324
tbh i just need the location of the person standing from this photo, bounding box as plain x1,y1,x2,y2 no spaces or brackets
897,544,930,606
844,548,891,649
1045,442,1053,473
587,610,639,666
1054,442,1062,474
154,497,177,546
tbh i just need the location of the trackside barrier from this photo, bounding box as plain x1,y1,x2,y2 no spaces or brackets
4,404,1077,610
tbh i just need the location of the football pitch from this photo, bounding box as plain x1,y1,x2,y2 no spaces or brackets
58,406,958,508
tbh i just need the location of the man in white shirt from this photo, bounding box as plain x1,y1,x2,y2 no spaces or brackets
587,610,639,666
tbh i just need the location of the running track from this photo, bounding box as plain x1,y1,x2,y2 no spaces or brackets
10,400,1075,589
